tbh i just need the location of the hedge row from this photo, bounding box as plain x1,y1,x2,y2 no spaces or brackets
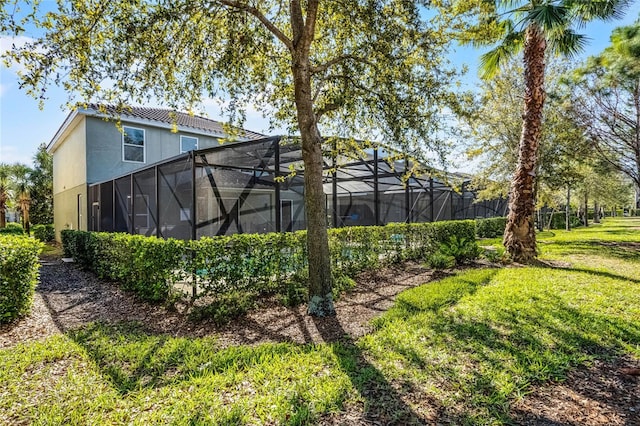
61,220,477,305
0,223,24,236
475,217,507,238
0,235,44,323
32,224,55,242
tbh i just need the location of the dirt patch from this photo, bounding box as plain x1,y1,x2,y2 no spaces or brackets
511,357,640,425
1,260,446,348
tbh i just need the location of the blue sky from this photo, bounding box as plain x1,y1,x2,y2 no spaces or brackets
0,2,639,167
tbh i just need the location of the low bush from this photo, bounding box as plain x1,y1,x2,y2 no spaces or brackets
61,219,478,314
32,224,55,242
438,236,482,265
425,251,455,269
0,223,24,236
0,235,44,323
476,217,507,238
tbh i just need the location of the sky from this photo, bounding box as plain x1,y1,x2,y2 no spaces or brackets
0,1,639,167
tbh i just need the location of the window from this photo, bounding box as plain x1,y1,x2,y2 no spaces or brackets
123,126,145,163
180,135,198,153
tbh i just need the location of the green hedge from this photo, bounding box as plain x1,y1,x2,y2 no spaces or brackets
32,224,55,242
0,235,44,323
475,217,507,238
61,220,478,308
0,223,24,236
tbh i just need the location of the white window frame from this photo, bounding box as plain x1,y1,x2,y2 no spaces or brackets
122,126,146,163
180,135,199,153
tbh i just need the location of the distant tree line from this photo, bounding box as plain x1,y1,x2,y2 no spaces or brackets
0,143,53,234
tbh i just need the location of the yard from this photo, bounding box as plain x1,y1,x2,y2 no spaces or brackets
1,218,639,425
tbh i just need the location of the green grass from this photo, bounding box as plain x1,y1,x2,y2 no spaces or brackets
1,218,639,424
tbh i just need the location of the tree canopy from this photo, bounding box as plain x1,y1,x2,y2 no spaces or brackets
2,0,461,315
569,21,640,207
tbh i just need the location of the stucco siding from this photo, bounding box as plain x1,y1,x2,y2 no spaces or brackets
53,184,88,241
85,116,220,183
52,117,87,196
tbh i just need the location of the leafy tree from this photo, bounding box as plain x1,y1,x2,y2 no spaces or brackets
457,0,630,262
2,0,459,315
29,143,53,224
569,22,640,208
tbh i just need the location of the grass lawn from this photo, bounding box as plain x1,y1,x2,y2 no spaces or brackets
1,218,639,424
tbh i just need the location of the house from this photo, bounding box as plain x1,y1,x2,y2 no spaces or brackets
47,104,264,239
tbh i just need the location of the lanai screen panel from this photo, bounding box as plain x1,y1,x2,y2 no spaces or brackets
281,174,306,232
158,156,193,240
194,139,279,237
133,168,157,237
377,155,408,224
99,181,114,232
333,160,377,227
114,175,131,233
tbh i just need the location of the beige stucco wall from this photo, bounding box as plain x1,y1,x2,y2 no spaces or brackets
53,184,88,241
52,117,87,241
53,117,87,194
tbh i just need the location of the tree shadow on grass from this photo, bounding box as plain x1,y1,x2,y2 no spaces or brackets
369,278,640,424
68,319,428,424
542,239,640,263
312,316,427,425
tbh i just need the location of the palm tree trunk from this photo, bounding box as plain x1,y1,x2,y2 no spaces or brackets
503,24,546,262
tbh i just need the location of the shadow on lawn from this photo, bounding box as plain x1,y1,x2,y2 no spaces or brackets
312,315,427,424
68,318,427,424
370,272,640,424
543,239,640,263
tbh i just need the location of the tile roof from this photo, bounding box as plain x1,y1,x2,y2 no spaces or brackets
84,104,265,140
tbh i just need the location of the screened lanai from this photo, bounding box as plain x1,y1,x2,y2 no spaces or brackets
88,136,508,239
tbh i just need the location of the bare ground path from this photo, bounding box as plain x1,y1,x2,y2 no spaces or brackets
1,260,441,349
1,258,639,425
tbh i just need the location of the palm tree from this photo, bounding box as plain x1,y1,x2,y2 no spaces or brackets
470,1,630,262
11,164,33,235
0,164,10,228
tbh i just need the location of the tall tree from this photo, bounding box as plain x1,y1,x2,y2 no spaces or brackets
29,143,53,224
0,164,11,228
2,0,459,315
10,164,33,234
457,0,630,262
569,22,640,208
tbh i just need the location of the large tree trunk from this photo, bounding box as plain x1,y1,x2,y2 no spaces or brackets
290,2,335,317
566,185,571,231
594,200,600,223
583,191,588,227
503,24,546,263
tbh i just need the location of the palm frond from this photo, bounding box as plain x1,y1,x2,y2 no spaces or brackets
548,28,589,57
566,0,632,27
479,31,524,79
527,4,570,32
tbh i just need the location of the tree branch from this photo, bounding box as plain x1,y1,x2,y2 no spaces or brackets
310,54,372,74
214,0,293,52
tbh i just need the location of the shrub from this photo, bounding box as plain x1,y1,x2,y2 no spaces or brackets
0,223,24,236
0,235,44,323
425,251,455,269
60,219,479,313
32,224,55,242
476,217,507,238
438,236,482,265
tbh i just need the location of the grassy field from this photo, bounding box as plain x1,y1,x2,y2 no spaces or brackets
1,218,639,424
